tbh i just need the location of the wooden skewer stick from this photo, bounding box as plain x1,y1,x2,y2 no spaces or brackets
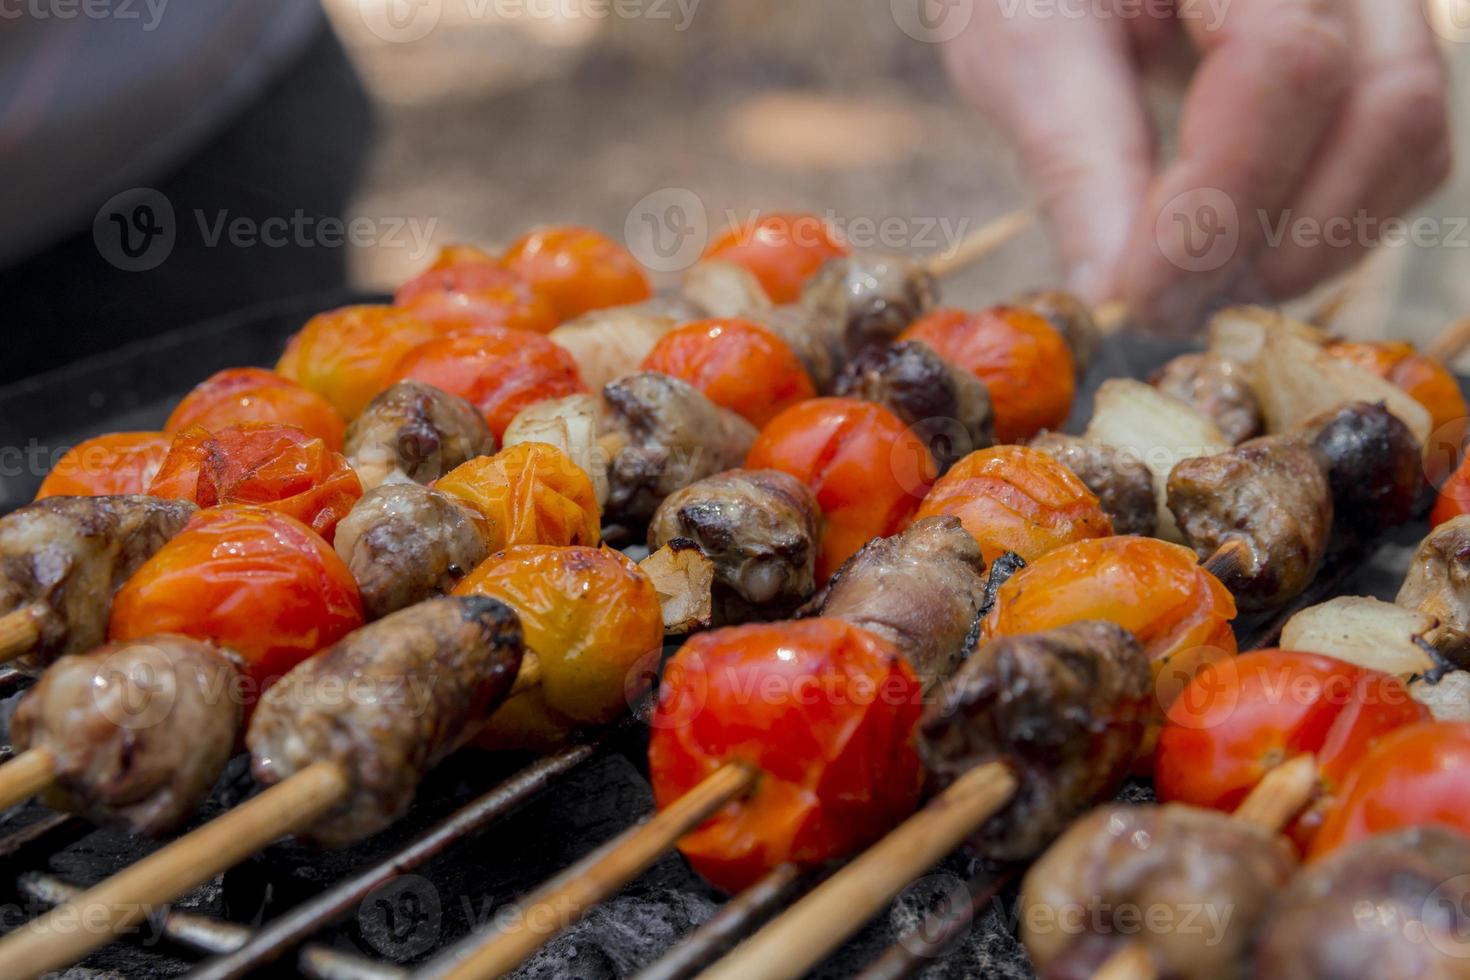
0,603,42,664
0,746,57,812
925,209,1033,279
698,762,1019,980
1428,313,1470,365
434,760,760,980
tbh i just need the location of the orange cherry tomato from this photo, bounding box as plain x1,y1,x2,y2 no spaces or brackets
392,328,586,440
395,254,557,336
434,443,600,552
166,367,347,451
648,618,923,893
746,397,936,582
914,445,1112,564
901,306,1075,443
454,545,662,750
34,432,171,499
640,317,816,428
276,306,441,420
109,505,363,693
1309,721,1470,861
1432,453,1470,527
702,212,850,304
147,423,363,542
1156,651,1426,824
501,225,651,320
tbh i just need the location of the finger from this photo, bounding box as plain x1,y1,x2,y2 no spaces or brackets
1256,0,1452,297
1118,0,1356,331
942,2,1156,303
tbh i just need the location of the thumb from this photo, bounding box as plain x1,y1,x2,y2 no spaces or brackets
942,6,1156,303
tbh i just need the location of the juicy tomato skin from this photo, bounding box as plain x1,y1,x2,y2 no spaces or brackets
1156,651,1426,821
501,225,651,321
640,318,816,428
1432,454,1470,526
901,306,1075,443
702,212,850,304
915,445,1112,564
108,505,364,692
35,432,172,499
1309,721,1470,861
648,618,923,894
746,397,936,582
147,423,363,542
454,545,663,750
276,305,441,420
434,443,601,552
395,256,558,336
393,328,587,439
166,368,347,451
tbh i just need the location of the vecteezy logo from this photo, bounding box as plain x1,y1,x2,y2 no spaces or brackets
93,643,179,731
358,875,442,959
890,872,972,956
892,0,975,43
357,0,442,43
1426,0,1470,43
93,188,175,272
1155,187,1240,274
625,187,708,273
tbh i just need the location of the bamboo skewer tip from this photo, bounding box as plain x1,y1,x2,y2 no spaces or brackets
0,746,57,813
0,602,42,664
925,209,1034,280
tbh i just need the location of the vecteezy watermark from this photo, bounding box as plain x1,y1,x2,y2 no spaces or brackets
93,188,439,271
890,872,974,956
0,0,169,30
353,0,701,44
625,187,709,273
1425,0,1470,44
1022,897,1236,946
892,0,975,43
1155,187,1241,274
993,0,1230,30
359,875,444,959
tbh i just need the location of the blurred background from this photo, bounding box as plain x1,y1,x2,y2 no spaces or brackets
1,0,1468,382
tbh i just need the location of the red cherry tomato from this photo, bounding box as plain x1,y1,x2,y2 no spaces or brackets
166,368,346,451
35,432,172,499
746,397,936,582
276,305,441,420
702,212,849,304
640,317,816,427
109,505,363,693
1309,721,1470,861
648,618,923,893
901,306,1075,443
501,225,651,320
392,328,587,440
395,254,557,335
1432,454,1470,527
147,423,363,541
1157,651,1427,830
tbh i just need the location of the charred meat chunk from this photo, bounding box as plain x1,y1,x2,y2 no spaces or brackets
820,515,987,693
1150,351,1263,445
1022,803,1296,980
920,621,1151,860
1166,435,1333,610
345,381,493,490
1028,432,1157,537
801,252,937,359
648,469,821,622
833,341,995,471
1256,826,1470,980
0,495,197,674
1304,400,1420,544
1398,514,1470,654
11,635,242,836
334,483,490,621
755,305,841,394
248,596,524,847
599,373,758,527
1014,289,1100,376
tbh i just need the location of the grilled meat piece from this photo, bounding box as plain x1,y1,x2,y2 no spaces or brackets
1257,826,1470,980
648,469,821,622
755,305,840,394
1014,289,1100,376
334,483,489,621
1028,432,1157,536
1399,515,1470,656
248,596,524,847
345,381,493,490
833,341,995,471
11,635,242,835
599,373,758,527
0,495,197,674
1022,803,1296,980
1150,351,1263,445
801,252,937,358
1166,435,1333,610
920,621,1151,860
820,516,988,693
1304,401,1420,545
